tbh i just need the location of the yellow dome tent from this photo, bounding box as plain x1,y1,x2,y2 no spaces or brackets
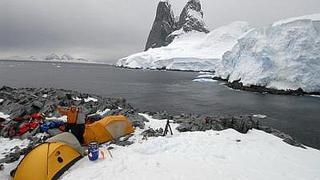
13,133,83,180
83,115,134,145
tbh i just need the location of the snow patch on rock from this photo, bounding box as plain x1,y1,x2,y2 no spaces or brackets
0,112,10,120
84,97,98,103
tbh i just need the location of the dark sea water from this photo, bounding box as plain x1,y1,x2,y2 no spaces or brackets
0,60,320,149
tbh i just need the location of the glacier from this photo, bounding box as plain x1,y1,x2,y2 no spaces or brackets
215,13,320,92
117,21,250,71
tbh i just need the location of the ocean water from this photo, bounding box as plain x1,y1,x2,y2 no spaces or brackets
1,60,320,149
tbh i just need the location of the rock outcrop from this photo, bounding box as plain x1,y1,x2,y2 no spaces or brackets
45,53,61,60
177,0,209,33
145,0,176,51
0,86,148,126
145,0,209,51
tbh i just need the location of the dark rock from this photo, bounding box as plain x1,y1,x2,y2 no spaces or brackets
141,128,164,137
145,1,176,51
110,134,134,146
126,114,148,129
152,111,171,120
221,79,315,96
174,114,303,148
177,0,209,33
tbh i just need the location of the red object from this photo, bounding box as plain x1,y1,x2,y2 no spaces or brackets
30,113,43,120
17,121,40,136
13,117,24,122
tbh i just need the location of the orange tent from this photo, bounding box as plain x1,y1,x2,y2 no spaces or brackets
83,115,134,145
13,141,82,180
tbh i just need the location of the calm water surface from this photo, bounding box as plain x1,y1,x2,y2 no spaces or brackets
0,60,319,149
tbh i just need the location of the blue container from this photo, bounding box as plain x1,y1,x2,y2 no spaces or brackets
88,142,99,161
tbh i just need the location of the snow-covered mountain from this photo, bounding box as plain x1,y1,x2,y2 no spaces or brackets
118,21,250,71
118,0,250,71
45,53,61,60
119,0,320,92
145,0,209,51
215,13,320,92
177,0,209,33
2,53,91,63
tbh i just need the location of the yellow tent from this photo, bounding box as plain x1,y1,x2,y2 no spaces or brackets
83,115,134,145
13,141,82,180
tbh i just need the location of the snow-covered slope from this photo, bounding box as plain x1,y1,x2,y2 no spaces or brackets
117,21,250,71
216,14,320,92
1,54,97,64
1,113,320,180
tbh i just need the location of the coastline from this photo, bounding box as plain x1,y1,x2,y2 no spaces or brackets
116,65,320,96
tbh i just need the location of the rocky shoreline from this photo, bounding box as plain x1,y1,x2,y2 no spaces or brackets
115,65,214,73
0,86,305,164
213,77,320,96
116,65,320,96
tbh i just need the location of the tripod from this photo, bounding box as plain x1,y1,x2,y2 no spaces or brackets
163,119,173,136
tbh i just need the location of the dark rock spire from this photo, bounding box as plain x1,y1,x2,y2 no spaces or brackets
145,1,176,51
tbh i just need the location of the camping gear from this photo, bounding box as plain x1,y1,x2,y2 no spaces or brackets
88,141,99,161
13,133,83,180
57,106,78,124
17,121,40,136
40,121,64,133
83,115,134,145
86,114,102,124
46,132,84,155
163,119,173,136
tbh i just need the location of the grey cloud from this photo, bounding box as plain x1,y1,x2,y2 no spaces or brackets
0,0,319,63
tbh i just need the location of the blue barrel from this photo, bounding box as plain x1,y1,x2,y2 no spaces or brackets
88,141,99,161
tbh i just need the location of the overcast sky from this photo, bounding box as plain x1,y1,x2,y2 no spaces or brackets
0,0,319,63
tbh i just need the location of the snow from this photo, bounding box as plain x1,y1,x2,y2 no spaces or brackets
84,97,98,103
273,13,320,26
96,108,111,117
0,54,104,65
253,114,267,119
72,97,82,101
0,99,4,103
0,138,30,159
1,113,320,180
45,115,68,122
72,96,98,102
215,13,320,92
310,95,320,98
62,114,320,180
193,78,216,82
0,112,10,120
196,74,215,78
117,21,250,71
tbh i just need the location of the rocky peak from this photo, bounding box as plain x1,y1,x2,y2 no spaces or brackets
61,54,73,60
178,0,209,33
145,0,176,51
144,0,209,51
45,53,60,60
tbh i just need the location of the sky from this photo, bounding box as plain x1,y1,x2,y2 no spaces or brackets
0,0,319,63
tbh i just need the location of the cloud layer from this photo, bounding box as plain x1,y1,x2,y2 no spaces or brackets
0,0,319,62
